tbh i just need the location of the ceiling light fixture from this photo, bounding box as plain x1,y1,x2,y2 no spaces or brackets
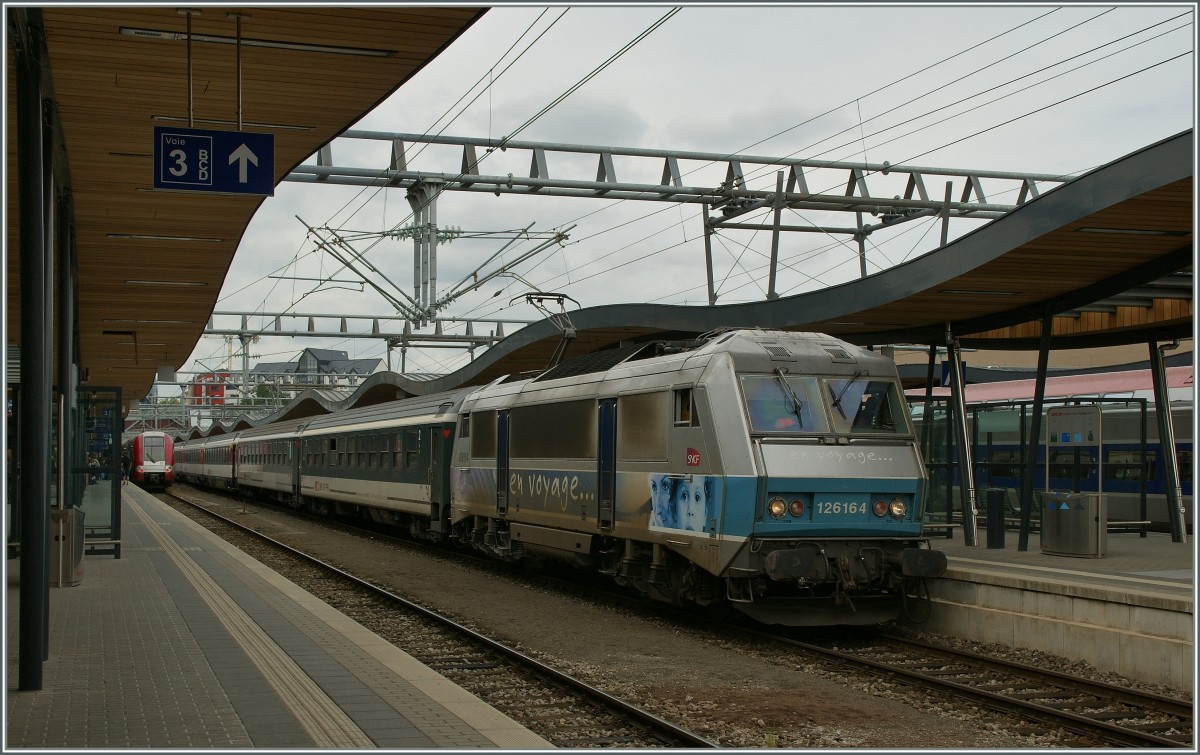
102,318,196,325
1076,227,1187,236
124,279,209,287
119,26,395,57
149,114,315,131
107,233,224,242
938,289,1019,296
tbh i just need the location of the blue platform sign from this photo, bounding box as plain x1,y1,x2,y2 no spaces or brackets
153,126,275,196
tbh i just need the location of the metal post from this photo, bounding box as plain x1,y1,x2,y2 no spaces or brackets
428,189,438,318
240,334,250,401
767,171,782,299
855,212,867,278
946,328,977,545
921,343,936,460
18,30,49,689
940,181,952,247
1149,340,1186,542
228,13,249,131
1018,314,1053,551
701,203,716,305
57,196,76,510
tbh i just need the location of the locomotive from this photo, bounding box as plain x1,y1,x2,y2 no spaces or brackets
176,328,947,626
124,431,174,489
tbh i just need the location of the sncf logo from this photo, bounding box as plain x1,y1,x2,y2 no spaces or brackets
686,448,701,467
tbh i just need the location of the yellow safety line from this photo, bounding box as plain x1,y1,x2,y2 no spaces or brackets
127,496,376,748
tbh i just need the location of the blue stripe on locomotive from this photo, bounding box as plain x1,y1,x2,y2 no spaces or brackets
456,467,926,539
645,473,925,539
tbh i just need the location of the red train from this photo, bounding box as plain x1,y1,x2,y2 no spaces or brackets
125,431,174,489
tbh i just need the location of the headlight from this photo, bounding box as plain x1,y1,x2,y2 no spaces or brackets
789,499,805,517
874,497,908,518
767,497,787,519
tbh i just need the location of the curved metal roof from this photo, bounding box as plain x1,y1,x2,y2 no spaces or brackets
405,129,1192,395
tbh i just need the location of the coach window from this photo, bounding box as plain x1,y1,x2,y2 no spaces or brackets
471,410,497,459
393,433,404,468
1105,450,1157,481
406,429,420,468
380,436,391,469
1049,451,1096,480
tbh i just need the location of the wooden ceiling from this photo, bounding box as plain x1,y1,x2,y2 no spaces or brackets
7,6,485,404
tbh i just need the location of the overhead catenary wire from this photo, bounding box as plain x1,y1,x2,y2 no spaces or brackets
194,7,1191,380
199,9,685,375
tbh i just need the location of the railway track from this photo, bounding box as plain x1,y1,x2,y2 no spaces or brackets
741,627,1193,748
167,483,1192,747
161,488,716,749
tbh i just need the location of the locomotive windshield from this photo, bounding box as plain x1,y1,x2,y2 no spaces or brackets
741,375,828,433
740,373,911,436
824,375,910,435
144,435,165,462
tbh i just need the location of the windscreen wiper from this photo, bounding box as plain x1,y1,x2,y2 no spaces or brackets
830,369,867,419
773,368,805,425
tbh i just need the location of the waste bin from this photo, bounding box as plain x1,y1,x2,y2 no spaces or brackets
50,507,85,587
1040,491,1106,558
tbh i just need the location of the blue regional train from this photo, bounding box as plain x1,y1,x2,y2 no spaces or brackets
176,328,947,626
916,400,1193,532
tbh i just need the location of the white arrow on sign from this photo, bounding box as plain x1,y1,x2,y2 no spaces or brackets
229,143,259,184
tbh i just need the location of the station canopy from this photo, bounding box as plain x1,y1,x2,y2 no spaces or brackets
5,7,1192,404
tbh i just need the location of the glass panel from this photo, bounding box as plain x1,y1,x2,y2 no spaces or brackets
741,375,828,434
824,377,910,435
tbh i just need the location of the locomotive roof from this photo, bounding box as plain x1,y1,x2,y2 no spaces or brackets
298,388,471,432
526,328,900,385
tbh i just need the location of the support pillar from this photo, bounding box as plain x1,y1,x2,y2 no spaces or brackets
945,327,977,545
1017,314,1053,551
56,195,77,509
17,28,49,691
1149,340,1187,543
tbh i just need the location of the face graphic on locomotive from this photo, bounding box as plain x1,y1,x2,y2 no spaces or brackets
675,477,710,532
649,473,676,528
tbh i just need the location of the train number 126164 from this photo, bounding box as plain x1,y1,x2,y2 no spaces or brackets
816,501,867,515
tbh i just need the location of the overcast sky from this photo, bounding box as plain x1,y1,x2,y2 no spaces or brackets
183,3,1195,383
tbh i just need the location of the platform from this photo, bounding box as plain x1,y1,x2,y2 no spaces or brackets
5,485,553,749
918,527,1195,692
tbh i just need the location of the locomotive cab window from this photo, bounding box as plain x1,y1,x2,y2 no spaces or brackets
674,388,696,427
824,376,909,436
741,375,827,434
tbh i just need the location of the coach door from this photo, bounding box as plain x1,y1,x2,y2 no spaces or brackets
496,410,510,515
430,426,452,533
597,398,617,530
290,437,301,504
